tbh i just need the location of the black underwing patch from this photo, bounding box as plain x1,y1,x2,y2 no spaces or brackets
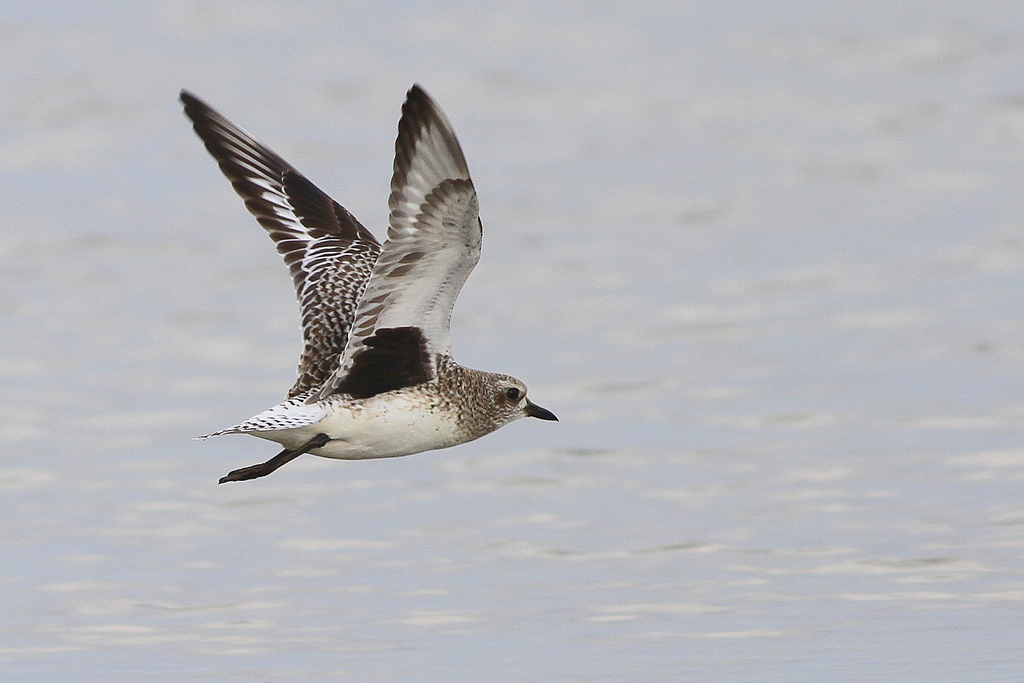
332,326,432,399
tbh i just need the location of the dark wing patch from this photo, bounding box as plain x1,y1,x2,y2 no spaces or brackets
331,327,432,399
281,170,366,241
180,90,382,397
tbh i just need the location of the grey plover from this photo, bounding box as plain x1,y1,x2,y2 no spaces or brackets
181,85,557,483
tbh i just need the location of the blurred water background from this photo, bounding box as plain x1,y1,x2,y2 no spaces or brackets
3,1,1024,681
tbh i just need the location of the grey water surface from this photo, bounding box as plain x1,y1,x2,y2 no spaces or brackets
3,2,1024,681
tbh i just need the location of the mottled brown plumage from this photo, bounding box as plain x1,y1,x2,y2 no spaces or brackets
180,91,380,397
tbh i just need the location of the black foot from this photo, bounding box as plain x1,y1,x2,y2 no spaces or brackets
219,462,282,483
218,433,331,484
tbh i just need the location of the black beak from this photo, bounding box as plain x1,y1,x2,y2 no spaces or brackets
525,400,558,421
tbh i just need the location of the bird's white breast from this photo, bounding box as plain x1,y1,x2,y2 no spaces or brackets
251,391,465,460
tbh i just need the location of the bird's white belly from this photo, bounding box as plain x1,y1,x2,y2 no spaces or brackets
251,394,464,460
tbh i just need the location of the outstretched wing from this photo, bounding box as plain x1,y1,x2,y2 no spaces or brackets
313,85,481,402
180,91,381,398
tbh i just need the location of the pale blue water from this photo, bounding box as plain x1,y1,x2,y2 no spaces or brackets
3,2,1024,681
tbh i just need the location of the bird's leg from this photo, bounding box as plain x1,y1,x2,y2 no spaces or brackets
218,433,331,483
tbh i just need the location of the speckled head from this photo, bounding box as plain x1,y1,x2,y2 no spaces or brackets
435,359,557,438
490,374,558,425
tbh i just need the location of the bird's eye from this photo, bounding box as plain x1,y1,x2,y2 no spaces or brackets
505,387,522,401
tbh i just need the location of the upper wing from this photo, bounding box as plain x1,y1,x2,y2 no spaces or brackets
180,91,382,397
314,85,481,401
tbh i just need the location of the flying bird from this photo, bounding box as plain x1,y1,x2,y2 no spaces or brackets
180,85,557,483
